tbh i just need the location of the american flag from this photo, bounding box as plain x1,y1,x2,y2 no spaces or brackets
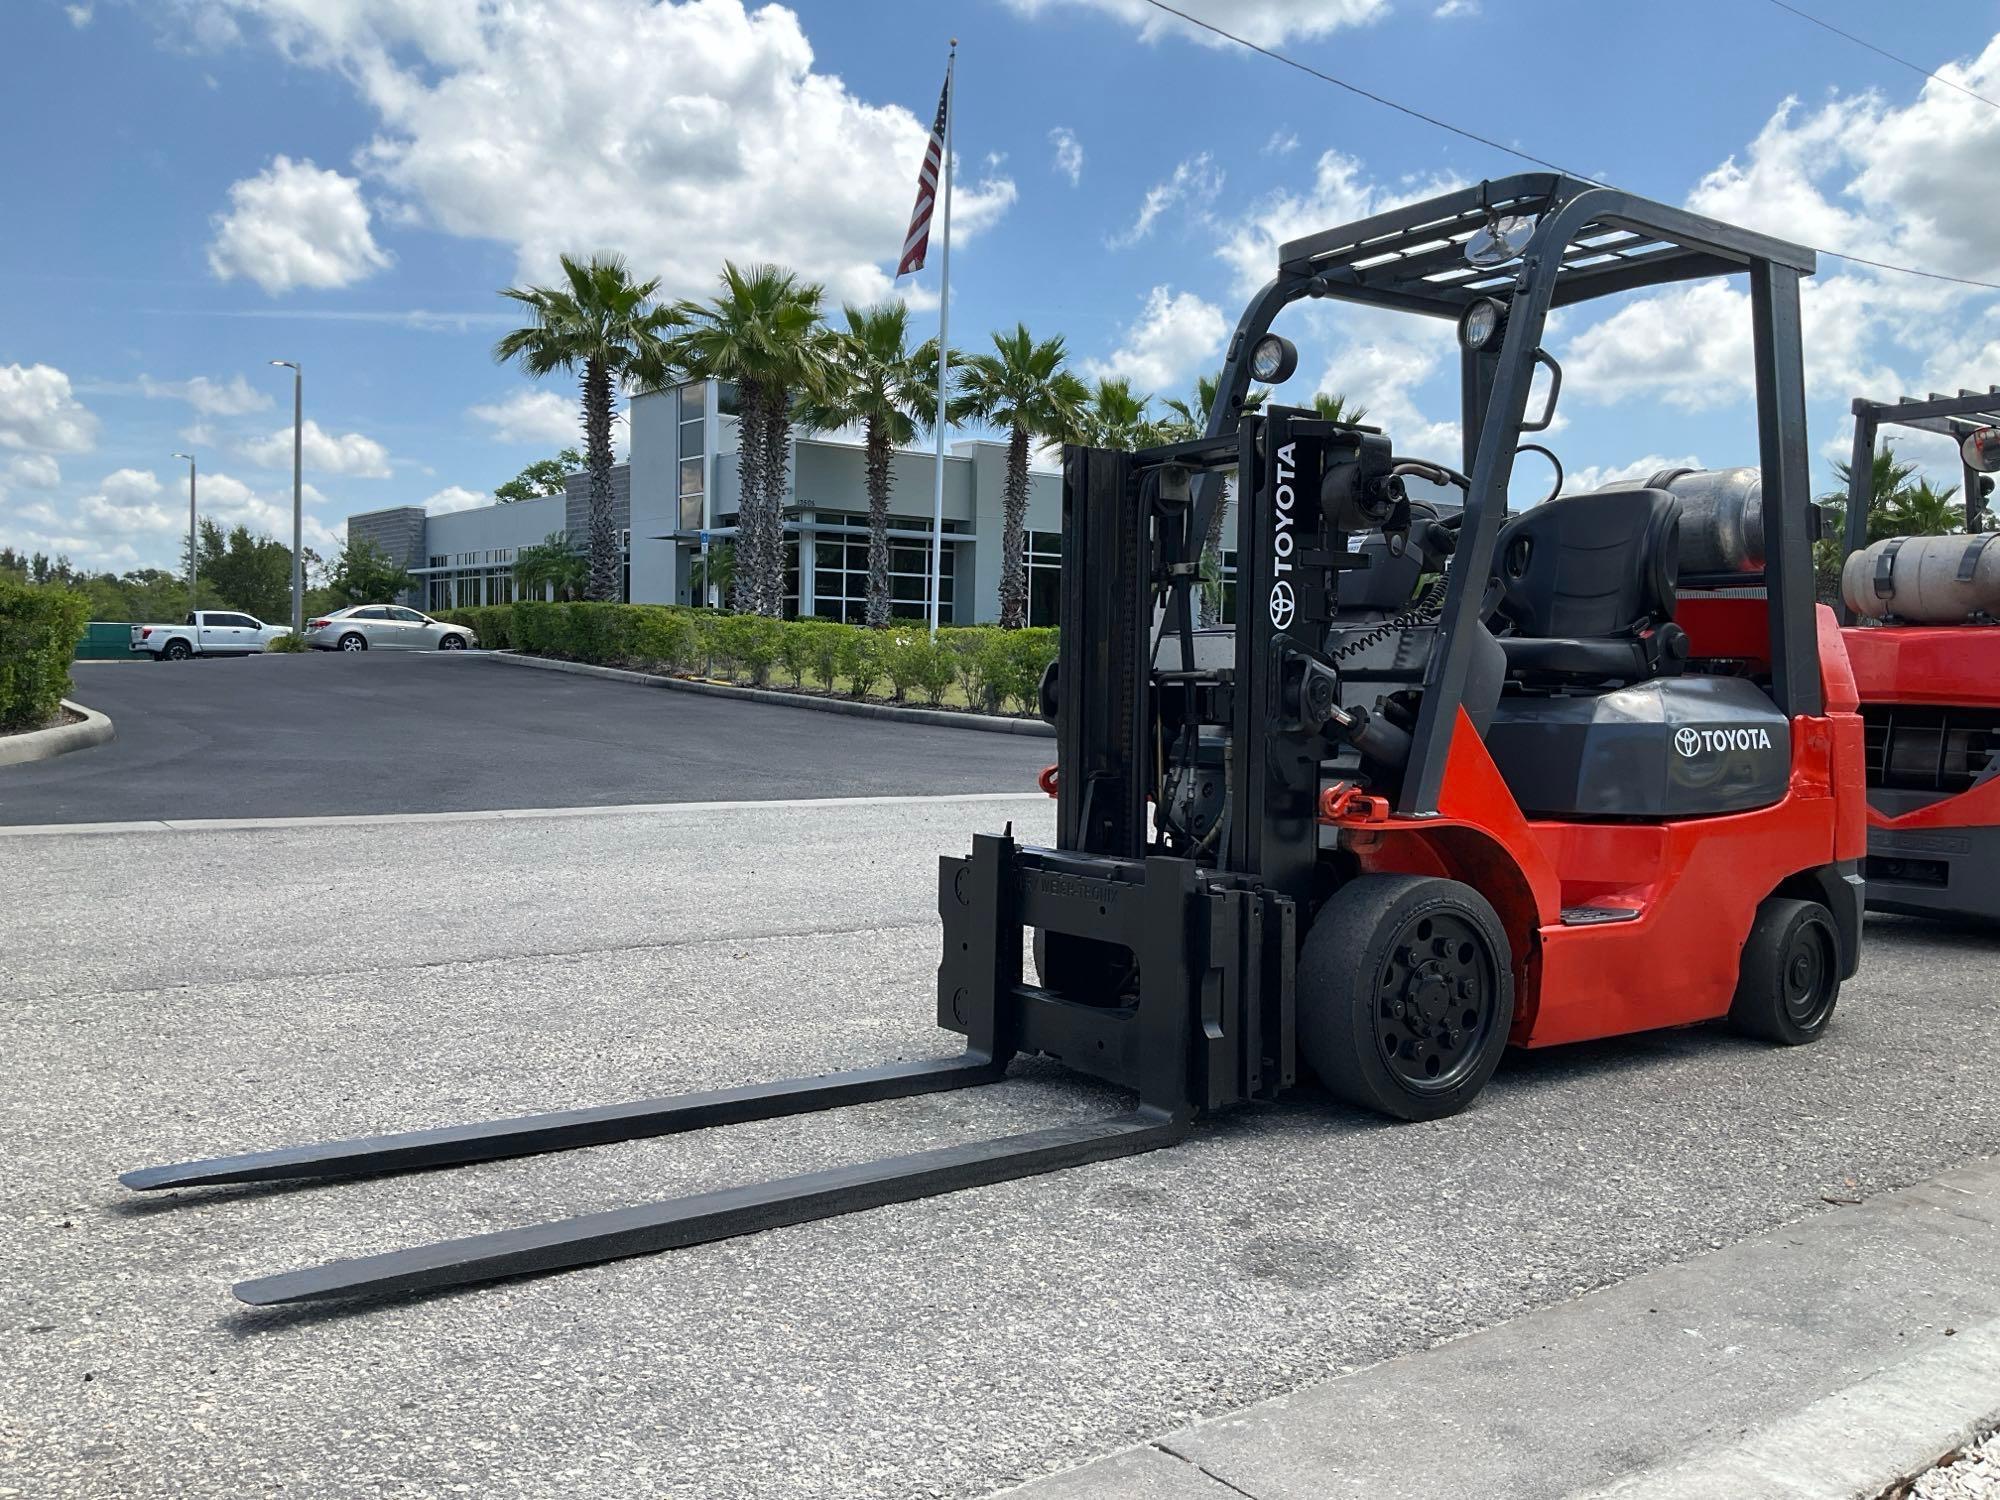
896,74,950,278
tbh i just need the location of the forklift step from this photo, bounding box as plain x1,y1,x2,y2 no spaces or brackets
122,1054,1005,1192
233,1109,1188,1305
1558,905,1644,926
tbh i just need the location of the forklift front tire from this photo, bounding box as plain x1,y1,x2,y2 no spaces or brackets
1298,875,1515,1122
1727,897,1841,1046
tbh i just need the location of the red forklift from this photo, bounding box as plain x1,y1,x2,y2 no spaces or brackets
1838,389,2000,921
124,176,1867,1305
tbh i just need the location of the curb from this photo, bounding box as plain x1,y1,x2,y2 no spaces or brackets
0,699,114,768
481,650,1056,738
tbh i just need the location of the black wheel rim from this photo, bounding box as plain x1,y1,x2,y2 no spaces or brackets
1781,919,1835,1027
1374,911,1499,1093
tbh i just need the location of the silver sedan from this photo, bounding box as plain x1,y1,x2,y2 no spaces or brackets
305,605,478,652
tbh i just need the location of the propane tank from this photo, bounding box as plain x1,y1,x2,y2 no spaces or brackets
1650,467,1765,576
1842,534,2000,623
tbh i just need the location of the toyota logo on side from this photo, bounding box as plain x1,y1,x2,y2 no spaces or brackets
1674,727,1702,757
1269,579,1296,630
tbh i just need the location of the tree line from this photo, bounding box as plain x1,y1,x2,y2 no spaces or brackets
0,528,411,626
494,253,1364,629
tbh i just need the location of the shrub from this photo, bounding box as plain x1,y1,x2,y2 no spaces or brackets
837,627,885,698
512,600,563,655
882,629,955,705
685,611,722,677
1003,628,1059,714
264,631,307,653
432,608,510,649
800,620,846,691
629,607,693,671
776,619,820,688
0,580,89,732
941,627,998,710
714,613,784,686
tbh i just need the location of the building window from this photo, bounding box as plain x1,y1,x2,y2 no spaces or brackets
1026,530,1063,626
811,529,952,623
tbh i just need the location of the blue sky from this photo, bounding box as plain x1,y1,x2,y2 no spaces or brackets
3,0,1997,573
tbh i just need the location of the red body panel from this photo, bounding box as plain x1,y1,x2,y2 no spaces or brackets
1840,622,2000,833
1333,604,1864,1050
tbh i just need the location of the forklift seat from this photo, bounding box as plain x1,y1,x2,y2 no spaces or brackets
1494,487,1689,684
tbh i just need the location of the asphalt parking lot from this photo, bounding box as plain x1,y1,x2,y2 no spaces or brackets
6,796,2000,1499
7,652,1050,824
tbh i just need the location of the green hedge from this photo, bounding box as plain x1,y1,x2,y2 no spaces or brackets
499,600,1057,715
0,579,89,732
432,605,515,651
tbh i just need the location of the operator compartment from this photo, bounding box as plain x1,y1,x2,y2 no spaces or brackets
1478,472,1792,819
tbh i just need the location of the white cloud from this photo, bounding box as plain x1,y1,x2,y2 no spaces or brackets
66,4,93,26
207,155,392,294
197,472,342,552
0,363,98,454
1001,0,1385,47
424,485,490,514
101,468,163,504
1110,152,1224,249
1262,130,1299,156
1561,275,1906,413
1084,286,1227,392
1689,35,2000,284
1433,0,1478,16
238,418,393,478
193,1,1016,305
469,390,579,447
1558,35,2000,420
139,373,275,416
7,455,61,489
1049,126,1084,187
1219,150,1460,290
1562,455,1702,496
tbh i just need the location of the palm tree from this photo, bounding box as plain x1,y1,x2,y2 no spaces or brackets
495,254,679,601
956,325,1090,628
797,304,941,627
1880,478,1965,538
513,531,587,602
1821,443,1923,546
1311,390,1368,426
670,263,831,616
1159,371,1271,625
688,540,736,609
1078,377,1154,449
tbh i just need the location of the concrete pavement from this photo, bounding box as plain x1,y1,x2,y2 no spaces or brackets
7,797,2000,1498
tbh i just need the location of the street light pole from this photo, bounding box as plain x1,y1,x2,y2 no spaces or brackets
269,360,303,634
171,452,197,618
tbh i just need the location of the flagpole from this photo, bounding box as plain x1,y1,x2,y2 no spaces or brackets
927,40,957,638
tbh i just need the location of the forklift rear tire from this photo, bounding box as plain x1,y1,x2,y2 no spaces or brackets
1727,897,1840,1045
1298,875,1514,1122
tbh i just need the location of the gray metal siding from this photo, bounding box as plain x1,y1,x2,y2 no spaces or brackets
346,506,427,604
565,464,631,538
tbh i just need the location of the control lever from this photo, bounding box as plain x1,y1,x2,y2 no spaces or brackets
1279,651,1414,767
1326,701,1414,768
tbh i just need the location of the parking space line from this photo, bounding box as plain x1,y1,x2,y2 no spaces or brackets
0,790,1049,838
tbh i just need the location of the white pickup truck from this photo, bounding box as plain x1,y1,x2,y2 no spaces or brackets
130,611,289,660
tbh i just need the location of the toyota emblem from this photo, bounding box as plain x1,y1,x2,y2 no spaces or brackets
1674,727,1701,757
1269,580,1297,631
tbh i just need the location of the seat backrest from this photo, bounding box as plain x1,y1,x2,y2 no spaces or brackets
1496,488,1680,640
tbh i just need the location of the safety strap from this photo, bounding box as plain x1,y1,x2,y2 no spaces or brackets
1874,536,1907,599
1957,532,1997,583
